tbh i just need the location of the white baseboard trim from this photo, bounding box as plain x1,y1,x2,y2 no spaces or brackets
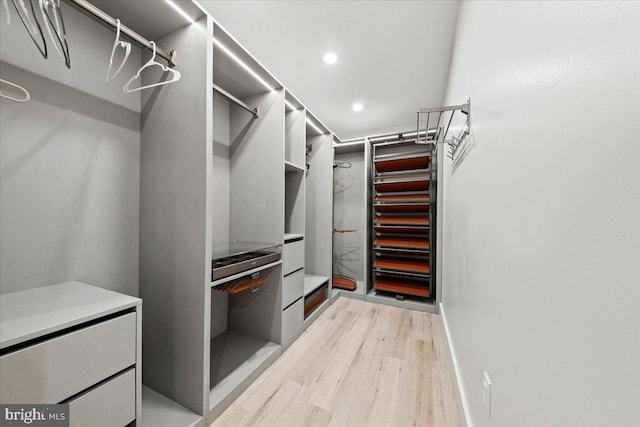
439,302,473,427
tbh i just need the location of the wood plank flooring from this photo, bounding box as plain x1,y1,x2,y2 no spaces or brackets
211,297,461,427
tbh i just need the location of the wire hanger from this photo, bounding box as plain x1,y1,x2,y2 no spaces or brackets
333,160,352,169
11,0,47,59
39,0,70,68
105,19,131,84
123,41,181,93
0,78,31,103
2,0,11,24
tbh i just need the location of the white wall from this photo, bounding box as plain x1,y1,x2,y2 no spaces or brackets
0,4,141,296
441,2,640,426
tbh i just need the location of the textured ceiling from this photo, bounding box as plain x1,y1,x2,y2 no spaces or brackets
198,1,460,140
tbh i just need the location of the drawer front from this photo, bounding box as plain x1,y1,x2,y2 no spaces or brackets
281,298,303,341
283,240,304,276
282,268,304,309
69,368,136,427
0,312,136,404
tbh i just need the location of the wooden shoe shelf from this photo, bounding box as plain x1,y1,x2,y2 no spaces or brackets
371,142,434,299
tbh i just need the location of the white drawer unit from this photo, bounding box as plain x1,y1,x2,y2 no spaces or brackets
0,282,142,425
69,368,136,427
281,298,303,344
282,268,304,309
283,238,304,276
0,313,136,404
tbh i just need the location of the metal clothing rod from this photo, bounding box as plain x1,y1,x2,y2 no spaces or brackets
213,84,259,118
65,0,177,66
368,129,438,144
416,101,470,115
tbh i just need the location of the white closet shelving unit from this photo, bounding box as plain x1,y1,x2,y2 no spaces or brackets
1,0,208,425
0,282,142,426
282,91,306,349
138,12,213,427
0,1,334,425
137,8,334,426
209,23,286,421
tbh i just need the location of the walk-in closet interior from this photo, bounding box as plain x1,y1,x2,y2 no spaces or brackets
0,0,474,425
3,1,638,427
1,1,337,425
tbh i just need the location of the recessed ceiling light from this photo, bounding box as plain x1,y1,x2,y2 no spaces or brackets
352,103,364,112
323,52,337,65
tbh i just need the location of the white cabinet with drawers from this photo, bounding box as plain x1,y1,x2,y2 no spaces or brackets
283,237,305,276
281,236,305,349
0,282,142,427
282,268,304,310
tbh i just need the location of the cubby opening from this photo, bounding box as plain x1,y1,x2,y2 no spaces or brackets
209,264,282,417
209,24,285,419
332,141,367,299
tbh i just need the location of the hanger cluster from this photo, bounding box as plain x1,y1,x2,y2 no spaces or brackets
1,2,181,92
106,19,181,93
5,0,71,68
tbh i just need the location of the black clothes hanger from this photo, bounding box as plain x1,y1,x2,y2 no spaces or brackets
40,0,70,68
11,0,47,59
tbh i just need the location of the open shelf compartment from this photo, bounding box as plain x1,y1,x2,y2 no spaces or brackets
208,263,283,419
374,236,430,250
209,332,281,414
374,178,430,193
374,275,430,298
374,154,430,173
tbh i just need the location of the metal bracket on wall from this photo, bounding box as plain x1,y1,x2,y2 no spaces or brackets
415,99,471,161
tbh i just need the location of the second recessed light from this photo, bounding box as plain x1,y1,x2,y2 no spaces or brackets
353,103,364,112
323,52,337,65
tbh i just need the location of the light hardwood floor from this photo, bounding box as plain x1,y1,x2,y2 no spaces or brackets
211,297,461,427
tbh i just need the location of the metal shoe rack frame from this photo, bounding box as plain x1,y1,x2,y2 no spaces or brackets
369,138,435,300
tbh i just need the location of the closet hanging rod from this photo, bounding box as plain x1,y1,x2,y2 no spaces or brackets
367,129,437,144
213,84,259,118
65,0,177,67
415,102,470,114
370,134,437,147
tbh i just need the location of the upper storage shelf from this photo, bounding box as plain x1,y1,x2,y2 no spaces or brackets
213,26,281,99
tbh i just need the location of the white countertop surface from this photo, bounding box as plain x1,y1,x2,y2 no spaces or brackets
0,281,141,349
